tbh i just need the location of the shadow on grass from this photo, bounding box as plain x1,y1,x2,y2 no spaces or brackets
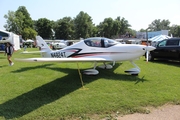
0,75,83,119
0,63,148,119
11,63,54,73
46,62,148,83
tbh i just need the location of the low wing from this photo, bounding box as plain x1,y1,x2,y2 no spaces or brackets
15,57,113,62
21,51,46,54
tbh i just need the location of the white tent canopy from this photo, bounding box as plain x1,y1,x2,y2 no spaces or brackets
0,29,20,51
149,35,172,42
149,35,172,47
24,39,34,43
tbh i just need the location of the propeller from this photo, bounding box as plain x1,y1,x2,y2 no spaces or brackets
145,46,156,62
145,28,156,62
146,50,149,62
146,28,149,62
145,44,156,62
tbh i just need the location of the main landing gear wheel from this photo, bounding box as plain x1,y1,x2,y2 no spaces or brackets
124,61,140,76
83,69,99,75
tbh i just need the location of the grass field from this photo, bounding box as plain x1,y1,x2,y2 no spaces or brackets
0,48,180,120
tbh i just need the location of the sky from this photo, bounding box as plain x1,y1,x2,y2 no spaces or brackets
0,0,180,31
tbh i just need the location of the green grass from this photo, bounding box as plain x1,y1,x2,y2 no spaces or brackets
0,48,180,120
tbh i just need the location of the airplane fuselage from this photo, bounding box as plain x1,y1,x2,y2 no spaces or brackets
43,37,154,62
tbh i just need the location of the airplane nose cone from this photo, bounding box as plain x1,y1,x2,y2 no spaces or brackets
146,46,156,51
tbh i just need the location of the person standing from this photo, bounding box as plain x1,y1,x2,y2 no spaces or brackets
4,42,14,66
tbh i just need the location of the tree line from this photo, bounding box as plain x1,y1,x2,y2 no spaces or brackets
3,6,180,40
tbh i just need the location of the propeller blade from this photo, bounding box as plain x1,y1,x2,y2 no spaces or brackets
145,46,156,62
146,50,149,62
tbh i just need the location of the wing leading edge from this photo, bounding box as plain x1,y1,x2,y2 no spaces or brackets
21,51,46,54
15,57,113,62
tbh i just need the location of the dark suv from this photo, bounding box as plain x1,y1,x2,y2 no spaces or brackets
148,37,180,61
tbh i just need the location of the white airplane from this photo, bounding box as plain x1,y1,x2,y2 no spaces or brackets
16,36,155,76
51,42,67,49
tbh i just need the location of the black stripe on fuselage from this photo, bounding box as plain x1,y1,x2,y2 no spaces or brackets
69,52,124,58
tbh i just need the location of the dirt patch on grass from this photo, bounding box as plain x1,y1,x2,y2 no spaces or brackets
117,104,180,120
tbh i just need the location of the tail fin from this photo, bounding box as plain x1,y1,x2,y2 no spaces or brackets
35,36,52,58
36,36,52,52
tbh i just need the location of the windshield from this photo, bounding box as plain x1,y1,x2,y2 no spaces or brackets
84,37,119,48
158,40,167,47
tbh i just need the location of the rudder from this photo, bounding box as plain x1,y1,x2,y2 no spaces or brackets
36,36,52,52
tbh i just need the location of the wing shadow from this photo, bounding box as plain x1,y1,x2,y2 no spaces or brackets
11,63,54,73
46,62,148,83
0,69,91,119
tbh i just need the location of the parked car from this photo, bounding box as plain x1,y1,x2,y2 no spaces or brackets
147,37,180,61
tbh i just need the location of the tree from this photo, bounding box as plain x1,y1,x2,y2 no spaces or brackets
139,29,146,32
4,6,37,39
54,17,74,39
35,18,53,39
4,11,18,33
97,16,131,38
91,25,99,37
127,28,136,37
98,17,114,38
112,18,121,37
118,17,131,35
22,27,37,40
169,25,180,37
148,19,170,31
15,6,34,29
74,11,94,39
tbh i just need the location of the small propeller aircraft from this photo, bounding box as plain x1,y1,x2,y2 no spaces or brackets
16,36,155,76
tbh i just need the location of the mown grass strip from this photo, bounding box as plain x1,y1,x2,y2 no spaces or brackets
0,48,180,119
